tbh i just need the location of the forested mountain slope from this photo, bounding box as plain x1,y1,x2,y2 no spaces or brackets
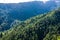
0,1,57,31
0,8,60,40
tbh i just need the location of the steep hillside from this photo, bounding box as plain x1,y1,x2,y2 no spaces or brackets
0,1,57,31
0,8,60,40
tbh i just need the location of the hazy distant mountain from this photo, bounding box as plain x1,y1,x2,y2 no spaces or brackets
0,1,57,20
0,1,58,31
0,9,14,31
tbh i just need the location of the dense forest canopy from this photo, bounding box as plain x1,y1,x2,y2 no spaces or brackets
0,1,60,40
0,8,60,40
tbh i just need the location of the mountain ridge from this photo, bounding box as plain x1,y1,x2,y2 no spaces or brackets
0,1,58,31
0,1,57,21
0,8,60,40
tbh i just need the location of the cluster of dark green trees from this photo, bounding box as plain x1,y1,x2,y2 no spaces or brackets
0,9,60,40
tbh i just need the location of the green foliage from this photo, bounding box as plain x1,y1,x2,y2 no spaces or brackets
0,9,60,40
